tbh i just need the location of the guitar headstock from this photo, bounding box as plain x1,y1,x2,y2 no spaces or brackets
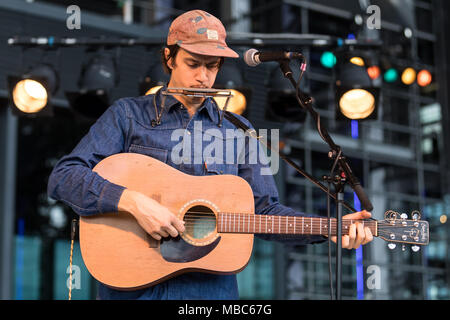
378,210,429,252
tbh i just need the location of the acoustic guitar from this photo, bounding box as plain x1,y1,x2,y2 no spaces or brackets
79,153,429,290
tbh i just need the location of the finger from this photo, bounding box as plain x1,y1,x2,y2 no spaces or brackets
342,235,350,249
150,232,162,240
164,224,179,238
353,223,365,249
362,226,373,245
173,217,186,233
343,210,372,220
158,229,169,238
348,224,357,248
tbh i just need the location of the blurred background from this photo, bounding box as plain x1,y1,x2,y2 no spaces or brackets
0,0,449,300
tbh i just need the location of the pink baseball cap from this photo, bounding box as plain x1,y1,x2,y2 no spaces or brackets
167,10,239,58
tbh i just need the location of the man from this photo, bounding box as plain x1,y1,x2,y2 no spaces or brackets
47,9,372,300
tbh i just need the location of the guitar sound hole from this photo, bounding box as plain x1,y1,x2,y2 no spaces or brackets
183,205,216,240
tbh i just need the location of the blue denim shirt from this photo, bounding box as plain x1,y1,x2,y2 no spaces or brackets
47,88,326,300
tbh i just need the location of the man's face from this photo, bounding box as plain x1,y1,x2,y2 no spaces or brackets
166,47,221,90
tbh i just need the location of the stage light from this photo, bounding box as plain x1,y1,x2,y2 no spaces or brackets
139,62,169,96
213,60,249,116
265,61,307,123
320,51,337,69
417,69,432,87
8,64,58,115
335,55,379,120
350,57,365,66
367,66,380,80
384,68,398,83
339,89,375,119
65,52,118,119
401,67,416,85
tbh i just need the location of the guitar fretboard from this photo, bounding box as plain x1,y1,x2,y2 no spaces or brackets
216,213,377,237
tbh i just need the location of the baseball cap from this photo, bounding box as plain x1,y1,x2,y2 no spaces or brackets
167,10,239,58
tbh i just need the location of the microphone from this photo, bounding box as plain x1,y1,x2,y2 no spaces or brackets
244,48,303,67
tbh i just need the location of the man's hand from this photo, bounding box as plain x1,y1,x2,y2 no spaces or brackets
330,210,373,249
118,189,185,240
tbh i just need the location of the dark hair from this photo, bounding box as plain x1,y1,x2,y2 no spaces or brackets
160,45,225,74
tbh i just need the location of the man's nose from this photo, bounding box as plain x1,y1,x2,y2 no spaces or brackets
196,66,208,82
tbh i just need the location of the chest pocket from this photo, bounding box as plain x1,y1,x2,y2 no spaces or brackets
128,144,168,163
204,156,238,176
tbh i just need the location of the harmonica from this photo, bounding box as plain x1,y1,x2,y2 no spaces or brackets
162,87,233,98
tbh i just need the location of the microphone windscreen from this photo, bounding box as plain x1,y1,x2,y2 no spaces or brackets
243,48,259,67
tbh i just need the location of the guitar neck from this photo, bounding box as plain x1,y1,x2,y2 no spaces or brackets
216,213,378,237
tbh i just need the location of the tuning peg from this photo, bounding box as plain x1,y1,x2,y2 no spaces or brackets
401,244,406,251
400,213,408,219
388,243,396,250
411,211,421,220
411,245,420,252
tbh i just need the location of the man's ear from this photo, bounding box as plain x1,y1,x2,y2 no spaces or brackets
164,47,173,70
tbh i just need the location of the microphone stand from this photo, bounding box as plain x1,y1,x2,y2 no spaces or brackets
277,60,373,300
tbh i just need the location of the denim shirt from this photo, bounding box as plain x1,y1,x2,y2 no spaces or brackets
47,88,326,300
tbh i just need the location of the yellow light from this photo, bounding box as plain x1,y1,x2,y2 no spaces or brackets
401,67,416,85
213,89,246,115
350,57,365,66
12,79,48,113
339,89,375,120
440,215,447,224
145,85,163,95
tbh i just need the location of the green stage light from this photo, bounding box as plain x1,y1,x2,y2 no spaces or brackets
320,51,337,68
384,68,398,83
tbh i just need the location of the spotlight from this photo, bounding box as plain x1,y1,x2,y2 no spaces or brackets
8,64,58,115
265,60,307,123
367,65,381,80
65,52,118,119
213,60,249,116
320,51,337,69
335,54,379,120
383,68,398,83
417,69,432,87
401,67,416,85
139,63,169,96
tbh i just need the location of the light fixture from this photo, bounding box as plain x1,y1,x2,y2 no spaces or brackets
265,60,307,123
335,54,379,120
213,60,249,116
8,64,59,115
65,52,118,120
367,65,381,80
401,67,416,85
417,69,432,87
383,68,398,83
139,62,169,96
320,51,337,69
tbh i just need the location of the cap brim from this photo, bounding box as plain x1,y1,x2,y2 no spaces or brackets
178,43,239,58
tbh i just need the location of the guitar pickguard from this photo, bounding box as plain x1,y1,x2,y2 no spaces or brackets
160,235,221,263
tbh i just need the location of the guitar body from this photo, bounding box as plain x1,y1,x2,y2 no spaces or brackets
79,153,254,290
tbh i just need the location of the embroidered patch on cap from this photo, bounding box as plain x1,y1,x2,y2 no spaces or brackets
206,29,219,40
